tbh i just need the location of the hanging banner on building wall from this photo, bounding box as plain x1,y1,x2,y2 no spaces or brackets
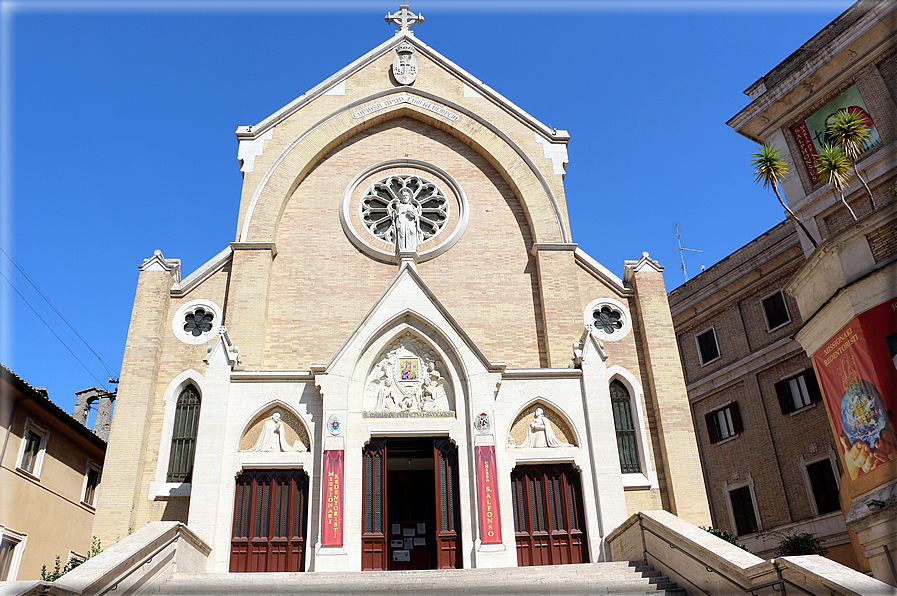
791,85,881,185
474,446,502,544
322,450,344,546
813,298,897,480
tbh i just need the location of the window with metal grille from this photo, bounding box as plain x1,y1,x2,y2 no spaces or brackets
166,385,201,483
729,485,759,536
610,381,640,473
807,459,841,515
761,291,790,330
696,328,720,365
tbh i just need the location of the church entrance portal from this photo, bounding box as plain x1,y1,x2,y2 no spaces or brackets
362,437,461,570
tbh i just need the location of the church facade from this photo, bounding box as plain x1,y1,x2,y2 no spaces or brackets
94,7,709,573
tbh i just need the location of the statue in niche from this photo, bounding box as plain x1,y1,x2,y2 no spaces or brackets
244,411,305,452
519,407,569,448
364,336,453,413
389,188,422,253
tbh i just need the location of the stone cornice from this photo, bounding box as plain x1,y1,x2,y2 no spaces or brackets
170,245,233,299
573,248,632,298
685,337,805,403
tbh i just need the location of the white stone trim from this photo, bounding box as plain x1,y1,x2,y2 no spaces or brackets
584,297,632,342
237,129,273,173
506,396,582,449
339,160,469,263
462,83,482,98
573,248,632,297
695,325,721,366
0,526,26,581
534,131,568,176
149,370,204,500
80,458,102,508
234,397,313,463
171,300,223,346
323,80,346,96
760,288,792,333
607,366,658,491
799,445,841,518
724,474,762,537
170,245,233,298
16,417,49,480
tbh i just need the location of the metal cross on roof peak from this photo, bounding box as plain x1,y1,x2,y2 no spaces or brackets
385,5,423,33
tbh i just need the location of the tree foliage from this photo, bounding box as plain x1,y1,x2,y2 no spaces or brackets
815,143,857,221
750,143,818,248
827,108,875,209
774,532,829,557
701,526,748,550
40,536,102,582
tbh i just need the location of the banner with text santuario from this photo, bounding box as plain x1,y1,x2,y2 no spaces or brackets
813,298,897,480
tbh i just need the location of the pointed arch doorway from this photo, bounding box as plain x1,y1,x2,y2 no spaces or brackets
362,437,461,570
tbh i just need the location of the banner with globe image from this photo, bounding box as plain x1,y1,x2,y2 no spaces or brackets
813,298,897,480
791,85,881,185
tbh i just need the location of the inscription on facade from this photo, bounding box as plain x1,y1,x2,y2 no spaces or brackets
352,95,459,121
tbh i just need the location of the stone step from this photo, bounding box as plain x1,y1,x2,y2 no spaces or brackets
158,561,686,596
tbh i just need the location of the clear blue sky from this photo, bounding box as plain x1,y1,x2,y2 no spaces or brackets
1,0,851,414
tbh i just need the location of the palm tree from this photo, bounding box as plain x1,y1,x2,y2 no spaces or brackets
750,144,818,248
816,143,857,221
827,108,875,209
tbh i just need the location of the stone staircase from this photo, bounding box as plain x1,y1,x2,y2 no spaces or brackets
155,560,686,595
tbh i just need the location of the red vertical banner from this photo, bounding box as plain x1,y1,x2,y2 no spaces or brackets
322,450,344,546
813,299,897,480
791,121,823,185
475,446,502,544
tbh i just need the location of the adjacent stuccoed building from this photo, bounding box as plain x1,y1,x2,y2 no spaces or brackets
92,6,711,574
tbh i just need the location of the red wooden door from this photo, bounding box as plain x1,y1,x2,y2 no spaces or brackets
230,469,309,572
361,438,388,570
511,465,587,567
433,438,461,569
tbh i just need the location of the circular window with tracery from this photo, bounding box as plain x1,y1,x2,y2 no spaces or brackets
172,300,223,345
360,175,448,245
583,298,632,341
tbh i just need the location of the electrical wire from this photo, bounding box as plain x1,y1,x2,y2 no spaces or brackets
0,245,119,380
0,269,108,388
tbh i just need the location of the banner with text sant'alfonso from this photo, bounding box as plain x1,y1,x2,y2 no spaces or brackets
813,298,897,480
474,446,502,544
322,450,344,546
791,85,881,185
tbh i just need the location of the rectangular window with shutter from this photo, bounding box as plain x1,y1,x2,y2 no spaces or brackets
728,485,759,536
705,402,743,444
775,369,822,415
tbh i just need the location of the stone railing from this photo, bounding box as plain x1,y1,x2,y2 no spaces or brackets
606,510,893,596
0,522,209,596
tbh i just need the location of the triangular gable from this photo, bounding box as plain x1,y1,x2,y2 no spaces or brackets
317,261,505,377
235,32,569,146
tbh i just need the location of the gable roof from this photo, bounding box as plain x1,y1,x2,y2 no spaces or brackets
235,31,569,145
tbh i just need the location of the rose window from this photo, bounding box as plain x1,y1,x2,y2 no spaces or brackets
184,308,214,337
593,306,623,334
360,175,448,244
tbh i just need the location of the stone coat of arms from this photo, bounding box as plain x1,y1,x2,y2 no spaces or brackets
392,41,418,85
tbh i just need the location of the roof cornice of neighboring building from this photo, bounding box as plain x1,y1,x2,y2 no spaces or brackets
234,32,569,145
0,364,108,450
727,0,897,140
668,220,801,307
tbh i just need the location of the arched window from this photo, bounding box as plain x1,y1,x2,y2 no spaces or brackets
610,380,639,474
166,385,201,483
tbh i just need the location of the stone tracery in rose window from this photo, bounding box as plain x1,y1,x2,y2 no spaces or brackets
360,175,448,244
